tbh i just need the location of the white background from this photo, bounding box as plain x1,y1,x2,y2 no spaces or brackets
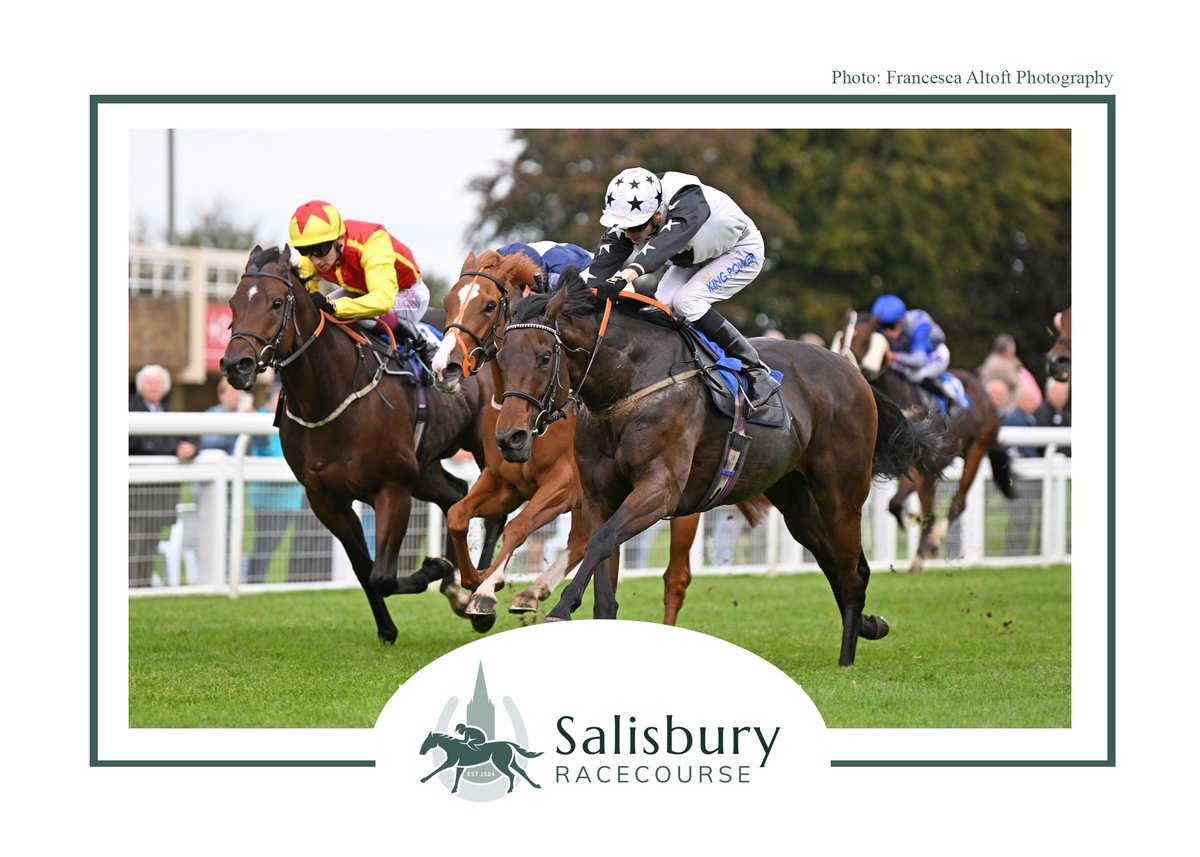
6,2,1193,854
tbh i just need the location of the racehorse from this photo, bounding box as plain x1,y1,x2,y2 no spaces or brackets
493,272,947,666
220,245,507,642
431,249,702,625
1046,305,1072,382
419,731,542,794
832,310,1015,573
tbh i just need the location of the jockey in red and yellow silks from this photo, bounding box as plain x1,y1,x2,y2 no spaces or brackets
288,200,436,360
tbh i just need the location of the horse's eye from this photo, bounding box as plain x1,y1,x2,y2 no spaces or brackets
539,352,552,367
484,301,497,313
271,297,284,309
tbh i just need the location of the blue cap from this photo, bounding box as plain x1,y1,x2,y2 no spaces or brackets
496,243,544,271
871,294,907,324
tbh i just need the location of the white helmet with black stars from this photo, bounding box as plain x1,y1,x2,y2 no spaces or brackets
599,167,664,229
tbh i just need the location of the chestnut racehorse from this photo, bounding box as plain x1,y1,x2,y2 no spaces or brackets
220,246,506,641
494,272,947,666
431,249,702,624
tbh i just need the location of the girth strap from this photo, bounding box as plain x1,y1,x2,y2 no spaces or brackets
694,391,752,514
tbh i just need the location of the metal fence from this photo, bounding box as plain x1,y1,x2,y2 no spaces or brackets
127,413,1071,595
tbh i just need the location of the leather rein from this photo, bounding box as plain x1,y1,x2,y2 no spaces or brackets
229,267,388,428
442,269,512,377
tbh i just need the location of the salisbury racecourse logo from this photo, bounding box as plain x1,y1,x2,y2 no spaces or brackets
418,662,542,801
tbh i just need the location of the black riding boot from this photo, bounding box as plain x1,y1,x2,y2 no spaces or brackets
393,318,438,364
693,307,782,410
920,376,961,419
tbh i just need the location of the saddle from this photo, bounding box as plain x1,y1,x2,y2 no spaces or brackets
676,323,789,513
359,321,444,386
678,327,788,428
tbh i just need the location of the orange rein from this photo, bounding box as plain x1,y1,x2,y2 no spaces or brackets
589,288,673,336
322,312,398,353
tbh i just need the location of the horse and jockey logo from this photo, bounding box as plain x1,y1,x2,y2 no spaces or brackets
418,662,542,800
419,729,542,794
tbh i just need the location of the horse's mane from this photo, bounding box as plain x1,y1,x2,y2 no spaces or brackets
512,268,680,330
464,248,542,291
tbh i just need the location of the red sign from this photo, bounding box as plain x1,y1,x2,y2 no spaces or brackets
205,304,234,371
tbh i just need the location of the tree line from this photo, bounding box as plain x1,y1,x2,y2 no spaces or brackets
464,128,1071,382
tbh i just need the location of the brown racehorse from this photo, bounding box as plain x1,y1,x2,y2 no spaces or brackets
493,272,947,666
1046,305,1072,382
832,310,1014,573
430,249,702,625
219,245,506,642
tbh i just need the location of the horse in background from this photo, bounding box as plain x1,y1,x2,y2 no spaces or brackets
1046,305,1072,382
431,250,702,625
832,310,1014,573
220,245,506,642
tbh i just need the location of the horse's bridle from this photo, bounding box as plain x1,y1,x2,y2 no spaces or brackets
443,270,512,376
499,321,593,437
228,268,325,373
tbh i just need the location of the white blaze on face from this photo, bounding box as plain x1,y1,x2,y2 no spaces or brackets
247,284,259,302
431,280,481,375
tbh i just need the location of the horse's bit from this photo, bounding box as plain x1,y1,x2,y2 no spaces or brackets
499,322,590,437
227,269,320,372
229,267,389,428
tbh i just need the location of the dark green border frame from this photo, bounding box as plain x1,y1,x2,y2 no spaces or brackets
92,93,1114,768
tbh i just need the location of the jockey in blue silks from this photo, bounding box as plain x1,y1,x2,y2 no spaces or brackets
871,294,966,418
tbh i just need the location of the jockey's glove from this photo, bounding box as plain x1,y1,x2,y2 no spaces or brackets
596,274,627,303
309,291,336,316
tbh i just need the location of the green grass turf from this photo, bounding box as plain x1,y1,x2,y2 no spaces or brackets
128,564,1069,729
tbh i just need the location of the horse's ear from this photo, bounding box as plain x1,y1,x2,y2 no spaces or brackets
281,244,293,264
462,252,477,272
543,283,569,322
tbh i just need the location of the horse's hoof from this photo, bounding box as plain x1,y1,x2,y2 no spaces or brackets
862,615,890,640
508,591,541,613
421,556,456,586
466,595,497,616
378,630,398,645
470,613,497,634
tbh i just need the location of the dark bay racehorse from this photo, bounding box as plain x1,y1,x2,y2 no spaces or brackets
220,246,506,642
1046,305,1072,382
832,311,1014,573
494,273,947,666
431,250,702,625
419,731,542,794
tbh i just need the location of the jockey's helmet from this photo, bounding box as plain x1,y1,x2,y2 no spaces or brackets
871,294,907,325
289,200,346,248
599,167,664,229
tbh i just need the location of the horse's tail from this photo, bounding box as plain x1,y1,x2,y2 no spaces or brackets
735,495,774,528
871,387,950,483
510,744,543,759
988,443,1017,500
